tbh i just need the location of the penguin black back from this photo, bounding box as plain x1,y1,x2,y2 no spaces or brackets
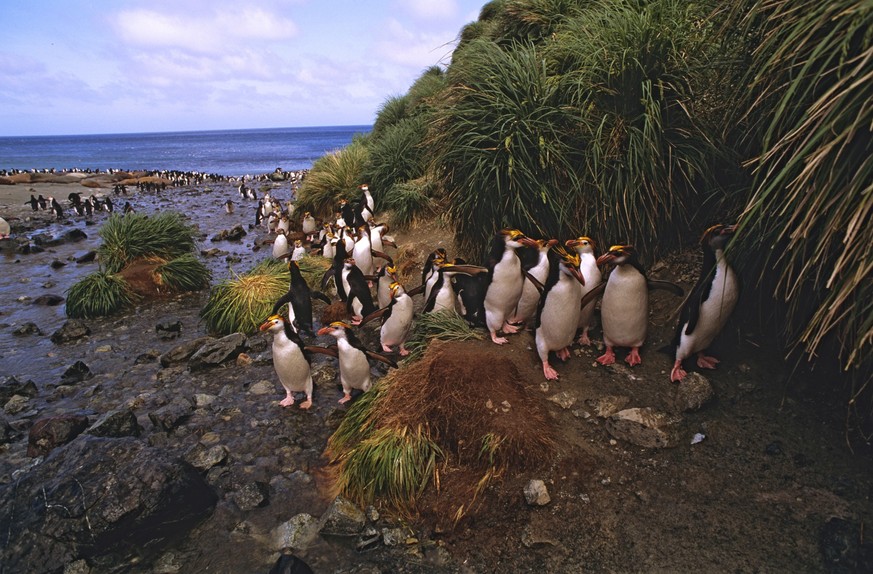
268,553,314,574
345,263,377,318
273,261,317,335
533,247,563,330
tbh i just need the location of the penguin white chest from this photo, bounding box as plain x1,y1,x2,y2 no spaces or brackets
382,296,414,346
337,339,371,392
272,338,312,391
432,278,458,313
683,259,739,353
601,266,648,348
536,274,583,354
578,254,602,327
485,253,523,320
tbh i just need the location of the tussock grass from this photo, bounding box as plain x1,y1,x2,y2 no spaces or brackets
153,254,211,292
381,179,435,229
65,271,139,319
200,259,289,335
98,212,197,273
295,138,369,218
403,310,482,361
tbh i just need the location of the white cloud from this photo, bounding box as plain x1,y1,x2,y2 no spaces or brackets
401,0,460,21
374,19,457,69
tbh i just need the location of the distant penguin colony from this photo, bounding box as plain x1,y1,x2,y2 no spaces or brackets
242,181,739,411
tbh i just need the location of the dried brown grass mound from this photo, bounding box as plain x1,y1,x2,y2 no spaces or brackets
380,340,556,470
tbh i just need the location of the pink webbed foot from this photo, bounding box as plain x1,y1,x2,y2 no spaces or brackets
490,331,509,345
338,393,352,404
557,347,571,361
398,346,410,356
543,362,559,380
596,346,616,365
625,347,642,366
501,322,520,334
577,330,592,346
382,344,394,353
298,398,313,410
670,360,687,383
279,396,296,408
351,315,363,326
696,353,720,369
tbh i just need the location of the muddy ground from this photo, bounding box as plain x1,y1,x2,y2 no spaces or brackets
1,178,871,573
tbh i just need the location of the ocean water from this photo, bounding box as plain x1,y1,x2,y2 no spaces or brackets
0,125,371,177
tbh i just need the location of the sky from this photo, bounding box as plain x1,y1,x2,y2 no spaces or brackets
0,0,485,137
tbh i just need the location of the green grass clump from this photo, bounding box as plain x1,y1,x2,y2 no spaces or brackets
331,425,442,509
98,212,198,273
154,254,211,292
381,179,435,229
295,137,369,218
65,271,139,319
403,310,482,361
200,259,289,335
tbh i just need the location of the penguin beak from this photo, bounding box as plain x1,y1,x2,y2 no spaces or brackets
596,253,615,266
259,319,274,331
447,264,488,276
317,326,332,336
518,236,538,248
570,267,585,285
722,224,737,236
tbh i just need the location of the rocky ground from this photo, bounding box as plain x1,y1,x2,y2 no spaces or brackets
1,177,872,573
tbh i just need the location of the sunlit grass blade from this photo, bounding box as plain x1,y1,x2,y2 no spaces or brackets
65,271,139,318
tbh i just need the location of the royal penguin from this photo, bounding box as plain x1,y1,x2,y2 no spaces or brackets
483,229,537,344
671,224,739,382
26,195,39,211
272,260,331,336
290,239,306,261
49,196,64,219
352,225,375,277
566,236,603,345
341,257,377,324
317,321,397,403
321,232,336,260
424,261,488,314
586,245,683,366
361,281,415,356
534,247,585,380
375,260,398,310
278,213,291,235
273,229,291,261
259,315,316,409
224,199,235,214
409,247,447,300
321,233,349,301
360,184,375,213
451,257,488,327
301,212,317,237
511,238,557,327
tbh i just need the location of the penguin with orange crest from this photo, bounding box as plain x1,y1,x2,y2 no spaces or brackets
483,229,538,344
534,246,585,380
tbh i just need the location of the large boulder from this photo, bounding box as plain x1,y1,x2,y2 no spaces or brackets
0,435,217,572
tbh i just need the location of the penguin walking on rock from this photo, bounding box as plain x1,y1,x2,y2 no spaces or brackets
483,229,537,344
259,315,318,409
535,247,585,380
566,236,602,345
317,321,397,404
583,245,683,367
342,257,377,324
671,224,739,382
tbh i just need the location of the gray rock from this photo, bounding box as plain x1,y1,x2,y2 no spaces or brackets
148,399,193,432
63,559,91,574
0,376,38,403
193,393,217,408
606,407,682,449
59,361,93,385
32,293,64,306
12,321,42,336
672,372,715,412
0,435,217,572
75,250,96,264
184,443,229,471
249,380,274,396
523,479,551,506
86,409,142,438
547,391,576,409
5,395,31,415
50,319,91,344
27,414,90,457
317,496,366,537
587,395,631,418
188,333,247,371
272,513,318,551
382,527,409,546
0,412,15,445
156,320,183,340
232,481,270,511
159,336,211,367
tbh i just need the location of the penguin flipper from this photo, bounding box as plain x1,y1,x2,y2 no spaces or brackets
311,290,332,305
272,292,294,315
647,279,684,297
364,350,398,368
304,345,339,358
371,250,393,265
579,281,606,310
523,270,545,294
406,284,425,297
359,306,388,326
320,269,333,291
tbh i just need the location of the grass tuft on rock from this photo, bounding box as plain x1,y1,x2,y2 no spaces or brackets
98,212,197,274
65,271,139,319
154,254,211,292
200,259,289,336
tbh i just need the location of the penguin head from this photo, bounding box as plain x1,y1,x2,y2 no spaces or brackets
566,236,596,255
386,265,398,279
359,184,369,191
344,257,356,269
317,321,351,337
500,228,536,248
701,224,736,251
553,246,584,283
259,314,285,332
390,281,405,298
596,244,636,267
